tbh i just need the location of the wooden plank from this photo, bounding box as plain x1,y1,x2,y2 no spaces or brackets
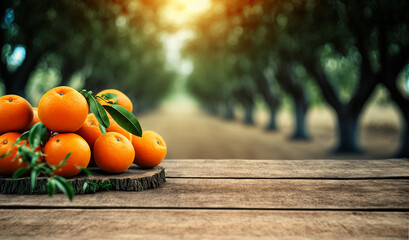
161,159,409,179
0,209,407,239
1,179,408,209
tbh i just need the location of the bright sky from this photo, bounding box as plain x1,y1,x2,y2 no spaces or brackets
160,0,211,27
160,0,210,76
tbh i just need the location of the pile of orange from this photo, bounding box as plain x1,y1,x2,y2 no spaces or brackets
0,86,167,178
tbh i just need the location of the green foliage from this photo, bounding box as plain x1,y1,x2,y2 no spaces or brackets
1,0,176,110
28,122,47,149
99,93,118,104
52,176,74,201
83,180,111,193
3,126,80,201
2,123,76,200
77,166,92,177
103,104,142,137
183,0,409,116
80,90,110,128
80,89,142,137
318,45,359,103
99,124,107,136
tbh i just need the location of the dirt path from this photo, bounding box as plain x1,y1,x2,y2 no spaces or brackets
137,98,402,160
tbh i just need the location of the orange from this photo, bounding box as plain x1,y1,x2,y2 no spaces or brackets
29,107,41,128
106,114,132,141
93,132,134,174
96,89,133,112
75,113,104,149
0,95,33,134
132,131,167,168
74,113,103,167
38,86,89,132
44,133,91,178
0,132,42,176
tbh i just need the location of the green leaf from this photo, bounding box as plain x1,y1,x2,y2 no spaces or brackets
40,127,48,145
54,176,74,201
101,180,111,190
28,122,45,149
38,152,47,157
20,131,30,140
88,182,99,193
12,167,28,179
47,179,56,197
0,152,12,159
114,99,119,104
101,93,117,100
39,163,51,173
30,155,39,165
77,166,92,177
103,105,142,137
99,123,107,135
11,131,29,147
30,169,40,191
83,181,89,192
17,145,32,164
56,152,72,169
80,90,110,128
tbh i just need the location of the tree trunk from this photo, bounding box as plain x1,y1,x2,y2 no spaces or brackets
2,78,26,97
395,124,409,158
291,98,309,140
266,104,278,131
1,60,26,97
381,80,409,158
208,104,218,116
223,100,235,120
255,74,280,131
243,103,254,125
334,111,361,153
275,64,310,138
234,87,255,126
303,57,377,154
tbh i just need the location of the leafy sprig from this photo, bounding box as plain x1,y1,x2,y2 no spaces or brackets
9,122,76,200
80,90,142,137
80,90,111,131
83,180,111,193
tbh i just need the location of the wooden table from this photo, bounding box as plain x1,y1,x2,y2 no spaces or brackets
0,159,408,239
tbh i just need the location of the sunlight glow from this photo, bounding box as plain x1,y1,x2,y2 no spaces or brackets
159,0,210,86
8,46,26,68
161,30,194,75
161,0,211,26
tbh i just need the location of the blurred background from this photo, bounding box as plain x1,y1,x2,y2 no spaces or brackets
0,0,408,160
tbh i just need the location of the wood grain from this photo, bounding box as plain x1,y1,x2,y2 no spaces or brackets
0,209,407,240
162,159,409,179
0,166,165,194
1,179,408,209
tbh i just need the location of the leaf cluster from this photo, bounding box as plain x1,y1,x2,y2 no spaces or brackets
83,180,111,193
79,90,142,137
7,122,76,201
